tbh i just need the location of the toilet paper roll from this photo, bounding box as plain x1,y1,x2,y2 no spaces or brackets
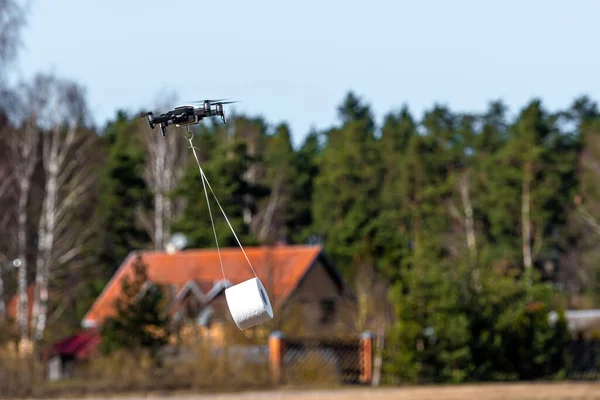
225,277,274,330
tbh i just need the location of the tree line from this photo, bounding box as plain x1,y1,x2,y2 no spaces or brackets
1,0,600,383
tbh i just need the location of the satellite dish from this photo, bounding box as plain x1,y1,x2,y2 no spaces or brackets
169,232,188,251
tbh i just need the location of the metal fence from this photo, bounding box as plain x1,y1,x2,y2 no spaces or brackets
269,333,600,385
283,337,363,384
267,331,374,386
566,339,600,379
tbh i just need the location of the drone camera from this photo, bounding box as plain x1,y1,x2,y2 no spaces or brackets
173,112,199,127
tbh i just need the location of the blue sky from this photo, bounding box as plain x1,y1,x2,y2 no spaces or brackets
12,0,600,147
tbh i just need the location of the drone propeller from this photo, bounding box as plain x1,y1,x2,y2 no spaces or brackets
189,99,241,105
134,111,152,119
134,111,156,128
189,98,229,104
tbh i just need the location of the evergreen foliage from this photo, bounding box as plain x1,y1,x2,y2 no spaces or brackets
99,255,169,355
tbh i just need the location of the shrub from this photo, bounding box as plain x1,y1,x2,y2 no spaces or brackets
0,351,45,399
383,258,571,384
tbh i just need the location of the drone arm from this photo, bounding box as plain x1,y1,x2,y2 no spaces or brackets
193,108,206,119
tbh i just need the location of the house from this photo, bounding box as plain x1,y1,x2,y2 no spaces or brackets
549,309,600,337
81,244,356,344
42,329,101,381
6,283,36,328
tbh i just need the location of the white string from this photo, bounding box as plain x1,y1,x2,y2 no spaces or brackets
198,161,258,279
185,130,258,283
186,132,227,285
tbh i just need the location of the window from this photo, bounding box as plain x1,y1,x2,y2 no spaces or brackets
319,298,336,324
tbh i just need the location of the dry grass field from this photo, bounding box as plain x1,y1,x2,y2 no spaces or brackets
75,382,600,400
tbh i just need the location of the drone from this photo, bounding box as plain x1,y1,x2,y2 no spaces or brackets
140,99,238,136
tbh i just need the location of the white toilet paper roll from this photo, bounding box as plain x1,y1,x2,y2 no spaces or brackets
225,277,274,330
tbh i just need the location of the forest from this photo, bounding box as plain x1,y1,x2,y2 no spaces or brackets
1,0,600,386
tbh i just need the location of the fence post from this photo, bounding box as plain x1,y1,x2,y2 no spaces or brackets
269,330,285,385
360,331,374,384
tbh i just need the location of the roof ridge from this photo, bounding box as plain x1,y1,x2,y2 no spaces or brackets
137,243,322,256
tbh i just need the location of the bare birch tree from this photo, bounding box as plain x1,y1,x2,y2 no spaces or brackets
446,173,476,241
0,146,13,320
0,0,27,269
138,92,188,250
458,170,477,258
0,261,4,321
446,168,481,289
26,74,96,342
258,172,283,243
9,104,39,345
0,0,29,345
0,238,7,322
522,162,534,275
256,123,296,244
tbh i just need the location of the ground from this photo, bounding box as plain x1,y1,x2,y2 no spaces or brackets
73,382,600,400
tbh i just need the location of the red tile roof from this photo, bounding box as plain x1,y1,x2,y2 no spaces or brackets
6,283,35,322
82,244,323,328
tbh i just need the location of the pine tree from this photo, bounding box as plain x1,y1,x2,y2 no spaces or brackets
312,92,383,277
372,106,417,279
383,106,472,382
93,111,152,278
256,122,298,243
385,242,472,383
567,96,600,306
173,137,269,248
287,130,321,244
99,255,169,355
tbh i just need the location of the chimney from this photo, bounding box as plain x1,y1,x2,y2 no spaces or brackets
166,243,177,254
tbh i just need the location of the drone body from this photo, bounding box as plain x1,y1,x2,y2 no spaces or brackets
144,99,237,136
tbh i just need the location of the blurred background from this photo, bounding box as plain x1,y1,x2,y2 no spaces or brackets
1,0,600,398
